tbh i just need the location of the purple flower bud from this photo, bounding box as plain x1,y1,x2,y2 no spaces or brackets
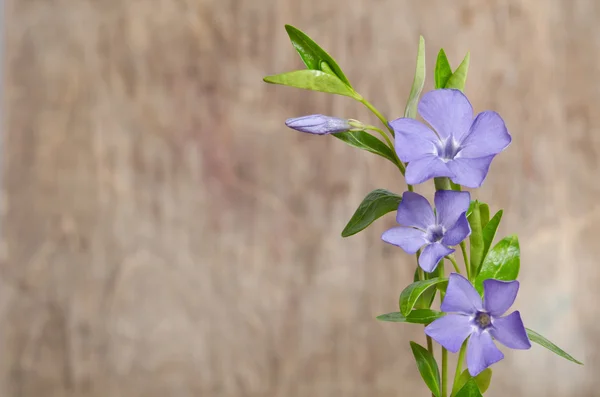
285,114,350,135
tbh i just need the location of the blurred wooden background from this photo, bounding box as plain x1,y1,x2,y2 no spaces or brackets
2,0,599,396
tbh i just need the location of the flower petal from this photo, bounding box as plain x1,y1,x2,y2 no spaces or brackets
467,331,504,377
490,311,531,350
441,273,483,314
405,155,455,185
390,118,440,162
434,190,471,229
441,212,471,246
419,242,453,273
447,155,494,188
381,227,427,254
458,111,511,158
395,191,435,230
483,279,519,316
418,89,474,141
425,314,473,353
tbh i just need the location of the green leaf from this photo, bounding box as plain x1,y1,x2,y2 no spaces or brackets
474,235,520,294
467,201,485,278
399,278,448,316
404,36,426,119
451,369,492,397
413,267,438,309
376,309,444,325
479,203,490,228
445,52,470,91
434,49,452,89
454,379,483,397
263,70,359,98
284,24,352,87
341,189,401,237
480,210,503,271
466,200,477,217
410,342,441,397
526,328,583,365
332,131,398,165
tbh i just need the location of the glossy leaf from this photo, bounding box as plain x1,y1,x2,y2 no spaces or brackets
467,201,484,278
404,36,426,119
454,379,483,397
452,369,492,396
284,24,352,86
434,49,452,89
413,267,438,309
480,210,503,272
400,278,448,316
445,52,470,91
376,309,444,325
333,131,399,165
263,70,359,98
410,341,441,397
474,235,520,294
526,328,583,365
341,189,401,237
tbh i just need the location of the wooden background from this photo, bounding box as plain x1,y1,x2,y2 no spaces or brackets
2,0,599,396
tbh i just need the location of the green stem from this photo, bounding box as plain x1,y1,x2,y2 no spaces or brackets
417,252,435,384
460,242,470,280
446,255,461,274
439,260,448,397
452,342,467,395
364,125,407,176
365,125,395,152
360,98,395,137
434,177,452,191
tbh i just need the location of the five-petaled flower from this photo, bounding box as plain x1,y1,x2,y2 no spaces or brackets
425,273,531,376
390,89,512,188
285,114,350,134
382,190,471,272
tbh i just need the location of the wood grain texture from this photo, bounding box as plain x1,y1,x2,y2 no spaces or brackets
2,0,599,396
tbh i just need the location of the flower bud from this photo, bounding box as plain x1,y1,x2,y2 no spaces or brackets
285,114,350,135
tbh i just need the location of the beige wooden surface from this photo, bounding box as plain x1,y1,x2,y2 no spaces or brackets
2,0,599,396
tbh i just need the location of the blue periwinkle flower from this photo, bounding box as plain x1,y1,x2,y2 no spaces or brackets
382,190,471,272
285,114,350,134
425,273,531,376
390,89,512,188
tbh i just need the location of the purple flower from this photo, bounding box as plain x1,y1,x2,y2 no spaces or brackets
382,190,471,272
285,114,350,134
389,89,511,188
425,273,531,376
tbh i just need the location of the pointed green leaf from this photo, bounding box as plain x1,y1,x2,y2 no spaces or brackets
445,52,470,91
454,379,482,397
526,328,583,365
332,131,398,165
434,49,452,89
413,267,438,309
479,203,490,228
404,36,426,119
399,278,448,316
341,189,401,237
284,24,352,86
468,201,484,278
451,369,492,397
466,200,477,217
377,309,444,325
474,235,520,294
480,210,503,271
410,342,441,397
263,70,359,98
